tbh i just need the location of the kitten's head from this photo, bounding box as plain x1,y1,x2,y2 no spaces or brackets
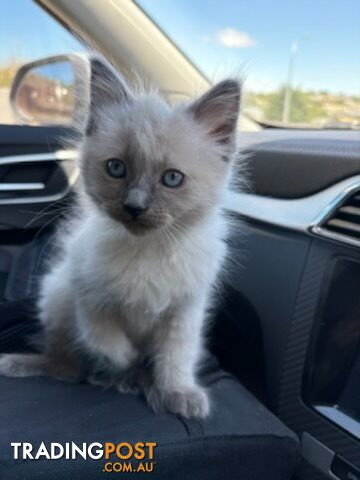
80,58,240,235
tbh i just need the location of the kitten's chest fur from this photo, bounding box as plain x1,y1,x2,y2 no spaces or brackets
101,228,220,312
74,214,226,326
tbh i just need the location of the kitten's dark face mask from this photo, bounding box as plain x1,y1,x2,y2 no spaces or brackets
107,160,185,234
83,154,185,235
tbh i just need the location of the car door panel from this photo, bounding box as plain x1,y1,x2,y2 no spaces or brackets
0,125,78,230
0,125,76,334
218,130,360,477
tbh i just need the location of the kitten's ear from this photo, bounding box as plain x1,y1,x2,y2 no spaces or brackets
86,57,131,135
189,80,241,145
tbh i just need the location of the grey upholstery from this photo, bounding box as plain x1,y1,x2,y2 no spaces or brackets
0,356,299,479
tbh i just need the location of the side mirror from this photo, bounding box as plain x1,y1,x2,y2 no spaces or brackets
10,54,90,127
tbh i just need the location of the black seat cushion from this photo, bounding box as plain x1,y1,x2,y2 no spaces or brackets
0,357,299,480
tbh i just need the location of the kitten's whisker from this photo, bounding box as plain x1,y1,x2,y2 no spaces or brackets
31,211,65,243
23,202,74,229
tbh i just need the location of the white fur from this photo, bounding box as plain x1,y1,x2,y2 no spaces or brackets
39,205,227,371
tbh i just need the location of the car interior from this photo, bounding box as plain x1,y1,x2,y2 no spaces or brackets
0,1,359,479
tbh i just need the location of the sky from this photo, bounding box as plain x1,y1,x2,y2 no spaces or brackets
0,1,85,64
137,0,360,95
0,0,359,95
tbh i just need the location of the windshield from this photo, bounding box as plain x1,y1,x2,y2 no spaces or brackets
137,0,360,129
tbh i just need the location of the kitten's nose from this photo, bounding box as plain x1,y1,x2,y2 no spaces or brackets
123,203,147,218
123,188,149,219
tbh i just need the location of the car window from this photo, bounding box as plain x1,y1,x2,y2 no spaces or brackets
0,0,87,126
137,0,360,129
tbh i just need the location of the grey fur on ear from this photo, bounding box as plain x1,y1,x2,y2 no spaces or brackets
189,80,241,144
86,57,131,135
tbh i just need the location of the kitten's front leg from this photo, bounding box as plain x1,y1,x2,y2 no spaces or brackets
146,300,210,419
76,303,139,377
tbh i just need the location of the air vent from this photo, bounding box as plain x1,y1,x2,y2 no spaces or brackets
0,150,79,205
315,189,360,246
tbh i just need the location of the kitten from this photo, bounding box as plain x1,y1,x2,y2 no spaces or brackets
0,58,241,419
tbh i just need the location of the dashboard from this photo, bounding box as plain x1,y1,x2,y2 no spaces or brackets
225,129,360,480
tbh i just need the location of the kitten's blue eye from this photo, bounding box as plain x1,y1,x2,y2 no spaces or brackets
162,169,184,188
106,159,126,178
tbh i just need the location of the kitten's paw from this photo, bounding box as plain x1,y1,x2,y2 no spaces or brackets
87,373,114,389
116,376,140,395
146,384,210,419
116,365,152,395
0,354,40,377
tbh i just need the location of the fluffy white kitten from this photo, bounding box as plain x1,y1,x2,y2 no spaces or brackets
0,58,241,419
